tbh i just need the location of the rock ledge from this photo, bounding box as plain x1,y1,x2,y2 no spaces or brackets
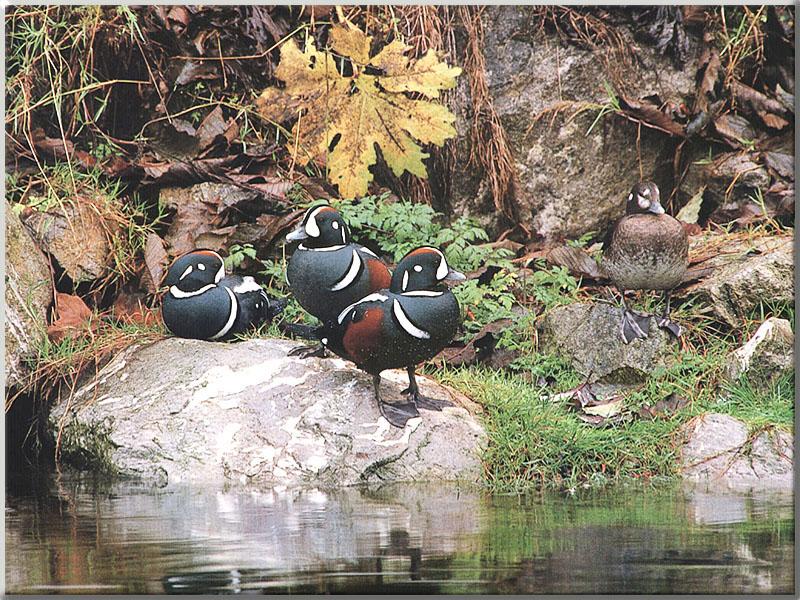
49,338,486,488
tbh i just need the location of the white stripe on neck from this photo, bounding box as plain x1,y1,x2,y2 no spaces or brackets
298,244,347,252
392,299,430,339
330,249,361,291
210,287,238,340
337,293,389,324
170,283,216,299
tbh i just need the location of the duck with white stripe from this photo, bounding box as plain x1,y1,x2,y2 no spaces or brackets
161,249,284,340
285,202,391,357
320,246,466,428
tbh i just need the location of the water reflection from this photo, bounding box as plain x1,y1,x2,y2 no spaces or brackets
5,476,794,594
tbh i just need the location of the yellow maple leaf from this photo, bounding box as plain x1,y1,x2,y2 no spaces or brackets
257,25,461,198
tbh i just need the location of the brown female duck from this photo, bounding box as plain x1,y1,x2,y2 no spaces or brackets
601,182,688,344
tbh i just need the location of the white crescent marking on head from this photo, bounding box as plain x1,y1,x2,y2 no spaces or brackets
402,270,409,292
436,252,449,280
214,262,225,283
210,287,238,340
198,263,206,271
169,283,216,298
637,195,649,209
330,249,362,292
305,206,325,238
298,244,346,252
179,265,193,280
392,299,430,339
337,293,389,324
232,276,262,294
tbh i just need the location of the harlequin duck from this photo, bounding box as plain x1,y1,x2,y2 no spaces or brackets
285,202,391,356
601,182,688,344
162,249,284,340
321,246,465,428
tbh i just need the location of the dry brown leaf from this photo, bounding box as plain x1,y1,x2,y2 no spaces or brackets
731,79,788,116
758,111,790,130
619,96,686,136
196,106,229,152
31,128,74,159
112,292,162,327
141,233,169,294
694,48,720,113
48,293,93,342
547,246,603,279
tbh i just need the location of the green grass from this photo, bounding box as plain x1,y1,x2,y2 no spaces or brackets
435,322,793,492
439,364,686,491
717,373,794,430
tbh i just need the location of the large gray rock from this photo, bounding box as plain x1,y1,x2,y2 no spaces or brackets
448,6,701,239
724,318,794,387
678,151,771,211
49,338,486,488
679,413,793,490
539,302,676,384
22,198,112,283
5,204,53,389
684,236,793,326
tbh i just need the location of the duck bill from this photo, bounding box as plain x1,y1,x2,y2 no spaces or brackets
648,201,666,215
445,268,467,283
286,225,308,242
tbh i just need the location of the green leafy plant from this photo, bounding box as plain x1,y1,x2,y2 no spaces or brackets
335,195,517,334
521,260,580,310
224,243,258,271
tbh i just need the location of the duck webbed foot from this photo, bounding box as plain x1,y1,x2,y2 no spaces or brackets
373,375,419,428
620,308,651,344
287,343,328,359
401,367,454,411
655,291,683,338
656,317,683,338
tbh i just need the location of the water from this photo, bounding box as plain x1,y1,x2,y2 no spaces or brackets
5,475,794,594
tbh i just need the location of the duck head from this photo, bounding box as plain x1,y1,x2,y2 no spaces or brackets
164,249,225,293
625,181,665,215
286,203,350,248
390,246,466,293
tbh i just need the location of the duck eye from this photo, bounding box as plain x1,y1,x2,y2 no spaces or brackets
641,188,650,197
332,221,339,230
413,265,423,272
198,263,206,271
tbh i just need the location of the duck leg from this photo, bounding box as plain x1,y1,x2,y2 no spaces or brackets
401,367,453,411
287,343,328,359
656,291,683,338
618,290,651,344
374,374,419,428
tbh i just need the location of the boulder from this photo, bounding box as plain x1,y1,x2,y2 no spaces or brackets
22,198,112,283
448,6,701,239
724,318,794,387
538,302,676,384
679,413,792,490
5,204,53,389
48,338,486,488
684,236,793,326
678,151,771,211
